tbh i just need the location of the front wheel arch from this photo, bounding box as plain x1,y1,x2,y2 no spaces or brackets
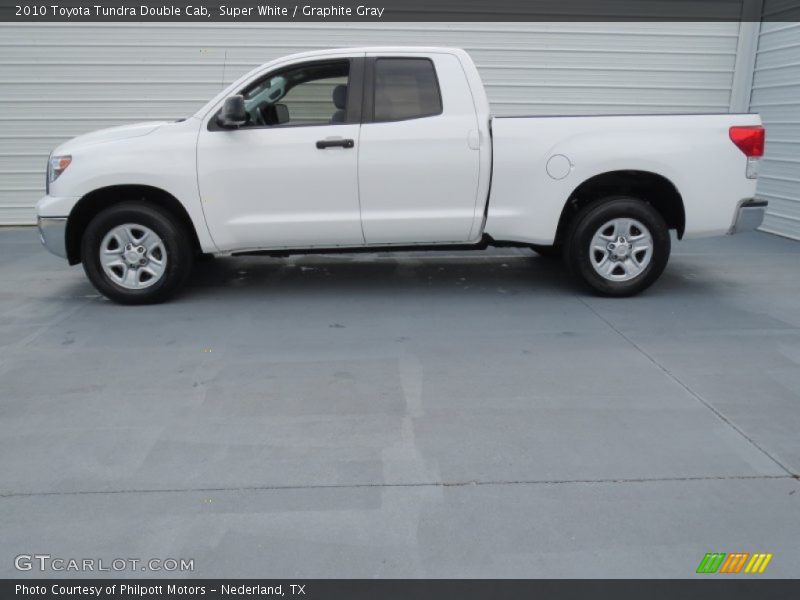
65,185,201,265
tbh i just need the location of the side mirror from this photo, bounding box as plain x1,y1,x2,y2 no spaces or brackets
218,95,248,128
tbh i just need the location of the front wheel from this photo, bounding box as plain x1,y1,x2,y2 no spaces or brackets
81,202,194,304
564,197,670,297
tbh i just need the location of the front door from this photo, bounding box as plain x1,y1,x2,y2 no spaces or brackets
197,58,365,251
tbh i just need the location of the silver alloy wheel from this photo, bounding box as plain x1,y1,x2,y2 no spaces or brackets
99,223,167,290
589,217,653,282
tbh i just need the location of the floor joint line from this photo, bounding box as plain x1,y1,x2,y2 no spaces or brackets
579,297,796,477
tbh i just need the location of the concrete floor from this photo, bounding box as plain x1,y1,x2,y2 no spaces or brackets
1,227,799,578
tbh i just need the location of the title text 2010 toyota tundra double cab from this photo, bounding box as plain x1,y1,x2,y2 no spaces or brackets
37,47,767,304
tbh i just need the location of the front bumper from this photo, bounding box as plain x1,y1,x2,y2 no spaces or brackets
729,199,767,235
37,216,68,258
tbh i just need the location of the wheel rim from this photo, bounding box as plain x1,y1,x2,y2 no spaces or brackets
99,223,167,290
589,218,653,282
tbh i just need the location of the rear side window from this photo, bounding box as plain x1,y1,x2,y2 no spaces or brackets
373,58,442,122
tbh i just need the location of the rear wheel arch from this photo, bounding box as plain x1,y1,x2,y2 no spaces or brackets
553,170,685,249
65,185,201,265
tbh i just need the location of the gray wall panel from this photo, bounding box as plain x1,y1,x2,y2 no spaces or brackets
751,19,800,240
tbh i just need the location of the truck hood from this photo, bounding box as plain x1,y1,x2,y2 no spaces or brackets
54,121,171,153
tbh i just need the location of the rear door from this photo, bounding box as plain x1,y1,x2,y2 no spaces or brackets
358,53,483,244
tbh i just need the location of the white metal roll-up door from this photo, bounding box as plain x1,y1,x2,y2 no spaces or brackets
0,21,742,224
751,17,800,240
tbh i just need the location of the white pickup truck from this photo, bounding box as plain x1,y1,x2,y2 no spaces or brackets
37,46,767,304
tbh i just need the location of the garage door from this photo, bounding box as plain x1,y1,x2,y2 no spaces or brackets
751,19,800,240
0,21,743,224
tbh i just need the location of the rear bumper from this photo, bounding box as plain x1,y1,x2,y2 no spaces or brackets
729,199,767,235
37,216,68,258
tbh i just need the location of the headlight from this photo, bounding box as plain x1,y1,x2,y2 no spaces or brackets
48,155,72,184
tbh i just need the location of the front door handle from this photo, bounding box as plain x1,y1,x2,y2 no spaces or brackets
316,138,354,149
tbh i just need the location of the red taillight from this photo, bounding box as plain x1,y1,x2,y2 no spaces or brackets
729,125,765,157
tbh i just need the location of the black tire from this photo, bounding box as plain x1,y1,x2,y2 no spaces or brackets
564,196,670,297
530,244,562,259
81,202,194,304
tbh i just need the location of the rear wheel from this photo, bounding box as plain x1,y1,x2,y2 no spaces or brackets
81,202,194,304
564,196,670,297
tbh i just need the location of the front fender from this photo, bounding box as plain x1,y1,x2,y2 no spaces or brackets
45,118,217,253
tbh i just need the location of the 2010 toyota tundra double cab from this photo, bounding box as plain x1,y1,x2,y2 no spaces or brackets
37,47,767,304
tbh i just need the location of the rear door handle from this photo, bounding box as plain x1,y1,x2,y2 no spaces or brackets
316,138,354,149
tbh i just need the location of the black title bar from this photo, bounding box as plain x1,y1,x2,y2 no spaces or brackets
5,579,800,599
1,0,797,22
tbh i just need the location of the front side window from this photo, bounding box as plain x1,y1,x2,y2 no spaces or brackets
239,60,350,127
373,58,442,122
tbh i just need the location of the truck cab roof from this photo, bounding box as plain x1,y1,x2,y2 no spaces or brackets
271,47,469,61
